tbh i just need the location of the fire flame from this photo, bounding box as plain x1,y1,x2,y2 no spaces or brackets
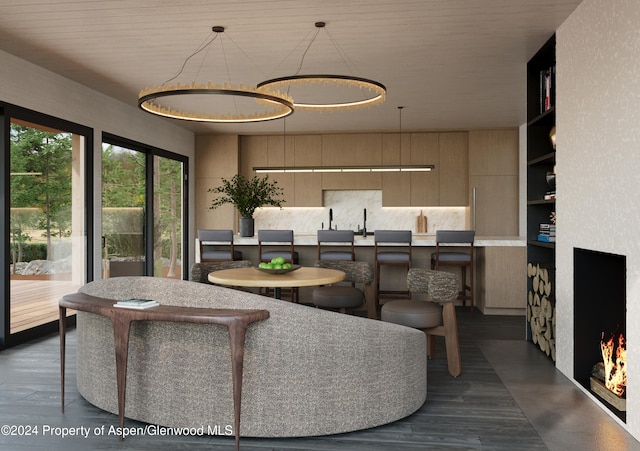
600,333,626,397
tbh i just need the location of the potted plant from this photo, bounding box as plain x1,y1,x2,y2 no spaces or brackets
208,174,284,236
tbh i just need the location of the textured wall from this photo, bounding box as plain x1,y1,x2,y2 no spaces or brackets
0,49,196,275
557,0,640,437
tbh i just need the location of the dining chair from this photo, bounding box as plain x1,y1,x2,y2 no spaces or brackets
312,260,375,318
381,268,461,377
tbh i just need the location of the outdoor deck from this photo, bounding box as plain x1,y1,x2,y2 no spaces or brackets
10,278,80,334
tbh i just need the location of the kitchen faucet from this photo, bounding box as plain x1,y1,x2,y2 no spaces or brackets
362,208,367,237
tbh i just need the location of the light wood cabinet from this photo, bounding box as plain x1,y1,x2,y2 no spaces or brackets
195,135,240,231
321,133,382,190
468,129,519,235
438,132,469,206
475,246,526,315
410,133,439,206
381,133,410,206
293,135,322,206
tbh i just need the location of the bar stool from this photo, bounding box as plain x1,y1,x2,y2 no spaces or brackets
381,269,461,377
374,230,412,306
430,230,475,315
258,229,299,301
197,229,243,262
317,230,355,261
257,230,299,264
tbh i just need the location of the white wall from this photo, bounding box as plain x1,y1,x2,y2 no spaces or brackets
557,0,640,438
0,49,196,278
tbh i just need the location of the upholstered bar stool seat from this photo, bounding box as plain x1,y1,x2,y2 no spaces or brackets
381,300,442,329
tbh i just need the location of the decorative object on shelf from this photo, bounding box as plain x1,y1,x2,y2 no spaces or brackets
138,26,294,123
209,174,285,237
549,126,557,149
539,65,556,114
546,171,556,189
550,211,556,225
256,22,386,111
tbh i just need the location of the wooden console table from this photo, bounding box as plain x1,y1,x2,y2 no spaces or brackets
59,292,269,450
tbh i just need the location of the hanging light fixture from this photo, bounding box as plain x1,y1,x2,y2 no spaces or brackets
257,22,386,111
138,26,294,123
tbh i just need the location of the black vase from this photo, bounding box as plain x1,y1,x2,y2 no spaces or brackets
239,217,254,237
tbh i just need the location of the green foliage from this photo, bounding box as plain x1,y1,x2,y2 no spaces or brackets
9,242,47,261
10,124,72,260
208,174,284,218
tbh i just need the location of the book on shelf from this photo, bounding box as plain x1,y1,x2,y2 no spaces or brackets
539,66,556,114
113,299,159,309
538,223,556,240
544,190,556,200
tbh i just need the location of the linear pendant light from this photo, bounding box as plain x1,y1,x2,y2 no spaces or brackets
254,165,434,173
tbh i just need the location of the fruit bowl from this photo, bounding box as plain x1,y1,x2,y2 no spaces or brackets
255,264,301,275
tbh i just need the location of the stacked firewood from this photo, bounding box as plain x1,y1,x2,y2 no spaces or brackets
527,263,556,361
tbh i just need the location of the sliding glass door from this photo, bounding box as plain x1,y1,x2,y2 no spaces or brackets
102,135,186,279
4,113,92,345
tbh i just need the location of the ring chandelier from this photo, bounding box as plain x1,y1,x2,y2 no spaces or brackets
256,22,386,111
138,26,294,123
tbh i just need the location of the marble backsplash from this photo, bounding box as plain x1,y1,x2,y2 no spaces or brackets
253,190,467,235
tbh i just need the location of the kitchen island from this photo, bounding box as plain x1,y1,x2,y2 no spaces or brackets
197,235,526,316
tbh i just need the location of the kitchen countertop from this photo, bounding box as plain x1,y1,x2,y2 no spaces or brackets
228,234,526,247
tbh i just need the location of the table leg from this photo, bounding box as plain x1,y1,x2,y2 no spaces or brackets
59,306,66,413
227,321,251,451
111,315,134,441
274,287,281,299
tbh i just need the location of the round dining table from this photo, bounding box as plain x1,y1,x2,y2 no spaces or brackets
208,266,345,299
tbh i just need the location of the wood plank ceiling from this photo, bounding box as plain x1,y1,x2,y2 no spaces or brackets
0,0,582,134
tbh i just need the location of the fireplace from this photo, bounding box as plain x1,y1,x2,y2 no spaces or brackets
573,248,626,422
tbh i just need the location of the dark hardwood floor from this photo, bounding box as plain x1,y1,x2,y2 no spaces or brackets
1,307,638,450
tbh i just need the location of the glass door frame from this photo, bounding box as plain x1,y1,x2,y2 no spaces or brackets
1,102,94,349
102,133,189,280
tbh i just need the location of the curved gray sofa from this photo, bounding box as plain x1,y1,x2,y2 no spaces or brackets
76,276,426,437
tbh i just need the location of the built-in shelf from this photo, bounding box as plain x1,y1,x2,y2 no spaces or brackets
528,152,556,166
526,34,556,362
528,199,555,205
527,240,556,249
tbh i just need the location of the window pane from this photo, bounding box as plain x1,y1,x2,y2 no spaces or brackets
153,155,183,278
101,144,145,278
